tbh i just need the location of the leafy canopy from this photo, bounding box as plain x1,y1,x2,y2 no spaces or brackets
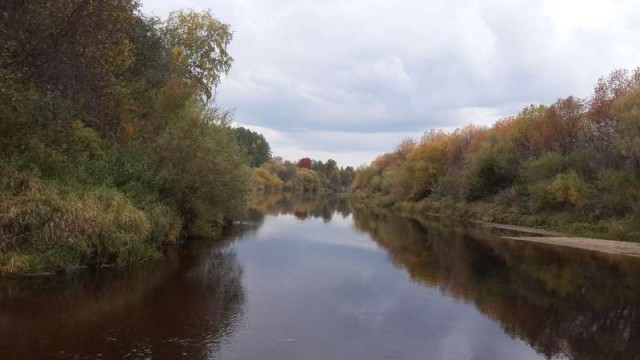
163,10,233,100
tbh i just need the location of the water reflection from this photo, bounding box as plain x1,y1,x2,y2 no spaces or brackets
0,242,245,359
1,195,640,360
248,193,351,222
247,194,640,359
352,206,640,360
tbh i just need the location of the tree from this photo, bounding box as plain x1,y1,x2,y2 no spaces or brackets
0,0,139,137
163,10,233,100
297,157,312,169
548,97,585,154
233,127,272,167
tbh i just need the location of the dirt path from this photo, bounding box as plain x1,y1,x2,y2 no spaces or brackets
502,236,640,258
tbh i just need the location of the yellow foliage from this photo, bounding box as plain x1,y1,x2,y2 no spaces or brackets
253,167,284,192
171,46,187,63
548,172,587,206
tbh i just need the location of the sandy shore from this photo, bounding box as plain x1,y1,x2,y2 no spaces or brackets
473,221,566,236
502,236,640,258
473,221,640,258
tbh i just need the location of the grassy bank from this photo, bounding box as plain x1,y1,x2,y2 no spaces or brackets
0,162,183,275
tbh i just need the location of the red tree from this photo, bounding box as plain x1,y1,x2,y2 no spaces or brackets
297,157,312,169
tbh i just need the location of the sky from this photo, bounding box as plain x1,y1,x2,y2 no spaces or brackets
142,0,640,167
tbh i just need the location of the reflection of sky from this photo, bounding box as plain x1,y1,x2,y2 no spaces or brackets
253,214,379,251
217,214,547,360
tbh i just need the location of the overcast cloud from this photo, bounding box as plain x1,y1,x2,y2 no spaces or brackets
142,0,640,166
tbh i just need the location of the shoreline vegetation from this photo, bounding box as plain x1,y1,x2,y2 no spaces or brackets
350,68,640,243
353,201,640,259
0,2,249,275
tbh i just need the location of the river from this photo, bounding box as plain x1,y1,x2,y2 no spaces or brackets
1,194,639,359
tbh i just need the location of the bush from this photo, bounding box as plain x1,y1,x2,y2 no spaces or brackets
70,121,105,158
580,171,640,219
466,155,516,201
547,172,588,207
519,152,565,183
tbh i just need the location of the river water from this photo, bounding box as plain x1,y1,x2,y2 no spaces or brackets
1,194,639,360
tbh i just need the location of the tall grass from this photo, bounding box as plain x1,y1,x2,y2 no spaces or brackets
0,163,170,275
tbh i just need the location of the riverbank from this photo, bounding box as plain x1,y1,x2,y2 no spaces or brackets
352,193,640,243
472,221,640,258
353,196,640,258
414,200,639,242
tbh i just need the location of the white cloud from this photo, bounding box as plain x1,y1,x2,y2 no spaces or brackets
142,0,640,166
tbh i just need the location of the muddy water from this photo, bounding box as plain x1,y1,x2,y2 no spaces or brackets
1,195,640,359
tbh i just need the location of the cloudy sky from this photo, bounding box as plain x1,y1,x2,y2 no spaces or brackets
142,0,640,167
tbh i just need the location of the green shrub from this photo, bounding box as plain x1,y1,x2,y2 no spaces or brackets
528,180,557,211
466,156,516,201
580,171,640,219
146,203,182,245
70,121,105,158
519,152,565,183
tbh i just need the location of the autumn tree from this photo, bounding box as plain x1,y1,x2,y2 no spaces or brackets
297,157,312,169
162,9,233,100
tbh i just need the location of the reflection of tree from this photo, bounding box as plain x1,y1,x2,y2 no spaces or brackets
352,207,640,360
0,242,245,359
248,193,351,222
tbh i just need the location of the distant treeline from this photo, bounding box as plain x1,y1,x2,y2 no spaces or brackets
229,126,355,194
351,69,640,240
0,1,252,274
253,157,355,193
